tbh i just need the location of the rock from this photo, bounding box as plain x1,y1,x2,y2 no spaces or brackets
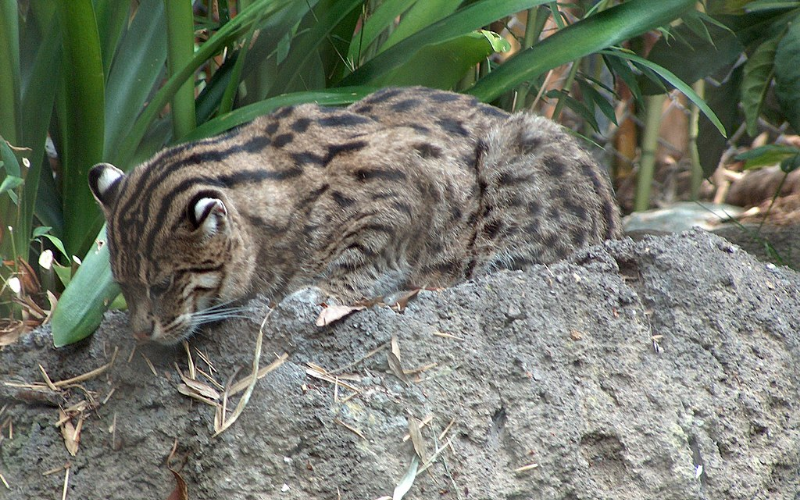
1,229,798,499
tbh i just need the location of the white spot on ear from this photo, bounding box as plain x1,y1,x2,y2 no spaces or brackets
97,166,123,195
192,272,221,290
194,197,227,236
89,163,125,208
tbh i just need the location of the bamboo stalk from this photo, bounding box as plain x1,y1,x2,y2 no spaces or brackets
688,80,705,200
635,94,666,212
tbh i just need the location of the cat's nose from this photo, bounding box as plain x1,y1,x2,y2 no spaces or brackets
133,330,152,342
130,316,155,342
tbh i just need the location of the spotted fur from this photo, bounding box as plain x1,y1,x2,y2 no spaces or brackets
89,87,621,344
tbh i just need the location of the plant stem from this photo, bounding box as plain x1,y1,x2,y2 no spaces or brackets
635,93,666,212
688,80,704,200
0,0,20,144
165,0,197,139
551,58,580,121
514,6,549,111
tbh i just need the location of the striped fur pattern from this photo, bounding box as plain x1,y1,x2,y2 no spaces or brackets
89,86,621,344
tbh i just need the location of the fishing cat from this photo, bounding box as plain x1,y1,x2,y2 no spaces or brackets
89,86,621,344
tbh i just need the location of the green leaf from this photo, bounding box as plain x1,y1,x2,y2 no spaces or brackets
369,32,498,89
31,226,50,237
380,0,461,52
218,11,264,117
103,0,167,160
604,49,727,137
116,0,296,168
0,0,20,144
39,233,70,261
19,1,61,259
780,153,800,173
271,0,362,94
746,0,800,12
94,0,130,74
164,0,196,139
578,77,617,126
774,16,800,133
52,263,72,288
681,9,713,43
341,0,552,87
346,0,417,64
56,0,106,256
182,87,376,142
0,175,23,195
642,20,743,95
735,144,800,169
467,0,696,103
698,64,741,177
604,53,643,103
481,30,512,53
742,35,780,136
51,227,121,347
547,89,599,131
319,0,362,85
0,138,23,252
236,1,318,104
0,136,21,178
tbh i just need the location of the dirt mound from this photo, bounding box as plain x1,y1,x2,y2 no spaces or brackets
1,230,798,499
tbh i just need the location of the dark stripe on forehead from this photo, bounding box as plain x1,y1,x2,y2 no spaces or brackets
123,128,241,214
144,167,303,256
118,134,278,229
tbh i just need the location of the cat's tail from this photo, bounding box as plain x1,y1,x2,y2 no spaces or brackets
470,113,622,274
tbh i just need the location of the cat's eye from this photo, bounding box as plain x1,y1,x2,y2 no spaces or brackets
149,276,173,298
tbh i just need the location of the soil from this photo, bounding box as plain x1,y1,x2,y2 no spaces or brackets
1,229,799,500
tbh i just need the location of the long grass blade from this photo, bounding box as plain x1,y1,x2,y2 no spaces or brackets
379,0,460,53
345,0,416,65
271,0,363,95
104,0,167,159
18,1,62,256
181,87,376,142
0,0,20,144
165,0,197,139
466,0,695,103
56,0,106,257
339,0,550,87
115,0,295,168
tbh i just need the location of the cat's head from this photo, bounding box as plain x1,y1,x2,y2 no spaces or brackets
88,162,254,344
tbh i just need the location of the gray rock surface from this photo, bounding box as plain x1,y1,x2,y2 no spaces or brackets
1,230,799,499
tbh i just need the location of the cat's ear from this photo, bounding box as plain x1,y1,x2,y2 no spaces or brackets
88,163,125,214
188,191,228,237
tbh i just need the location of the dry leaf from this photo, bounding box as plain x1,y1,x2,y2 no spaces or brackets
166,469,189,500
0,319,24,346
176,367,220,401
58,409,81,456
388,337,409,384
407,416,427,462
391,288,420,311
390,336,401,359
387,352,409,384
316,304,366,326
16,257,40,295
392,456,419,500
